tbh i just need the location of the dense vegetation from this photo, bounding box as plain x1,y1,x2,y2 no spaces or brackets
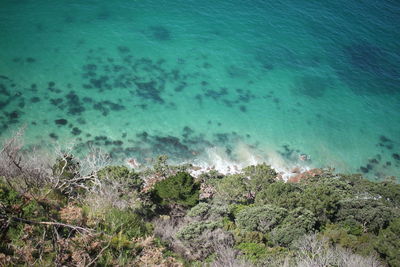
0,132,399,266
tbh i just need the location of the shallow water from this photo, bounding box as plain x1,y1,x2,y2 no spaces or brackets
0,0,399,178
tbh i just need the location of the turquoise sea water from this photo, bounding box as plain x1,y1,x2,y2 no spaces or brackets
0,0,399,178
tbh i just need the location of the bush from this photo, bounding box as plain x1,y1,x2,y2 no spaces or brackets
0,181,23,210
214,174,251,204
214,164,280,204
236,242,268,263
336,198,396,233
236,243,289,265
242,163,277,192
372,181,400,206
98,208,148,239
298,184,343,227
375,218,400,267
152,172,200,208
228,203,251,220
270,207,316,247
320,223,376,256
187,202,211,218
188,202,229,220
0,181,47,222
235,205,287,233
97,165,143,190
255,181,301,209
232,228,266,244
177,221,222,242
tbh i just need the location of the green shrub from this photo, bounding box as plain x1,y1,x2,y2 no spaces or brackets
336,198,396,233
110,231,136,250
321,223,376,256
236,242,268,262
0,182,47,220
255,181,301,209
188,202,229,220
372,181,400,206
0,181,23,209
152,172,200,208
375,218,400,267
236,205,287,233
298,184,343,226
0,182,49,255
229,203,252,219
99,208,148,239
97,165,143,190
197,170,225,183
153,155,169,177
214,164,278,204
232,229,266,244
187,202,211,218
177,221,222,241
270,208,316,247
236,243,289,265
214,174,251,204
243,163,277,192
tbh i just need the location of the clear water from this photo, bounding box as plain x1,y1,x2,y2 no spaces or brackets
0,0,399,178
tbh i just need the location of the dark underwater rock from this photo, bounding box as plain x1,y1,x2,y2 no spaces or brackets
71,127,82,135
360,166,369,173
149,26,171,41
55,119,68,125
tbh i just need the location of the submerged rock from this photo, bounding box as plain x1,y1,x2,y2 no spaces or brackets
55,119,68,125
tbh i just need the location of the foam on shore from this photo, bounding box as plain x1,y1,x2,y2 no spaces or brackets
186,142,312,180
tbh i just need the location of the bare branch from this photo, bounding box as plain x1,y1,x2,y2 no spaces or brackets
1,214,93,234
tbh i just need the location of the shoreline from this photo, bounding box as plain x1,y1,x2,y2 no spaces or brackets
125,144,314,181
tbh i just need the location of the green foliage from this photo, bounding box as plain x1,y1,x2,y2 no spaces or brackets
339,220,364,236
236,243,289,265
214,164,278,204
152,172,200,208
100,235,142,267
0,181,23,209
372,181,400,206
229,203,252,219
0,182,47,221
177,221,222,241
375,218,400,267
0,183,51,257
232,228,266,244
99,208,148,239
1,158,399,267
214,174,251,204
197,170,225,183
236,242,268,262
110,231,135,250
236,205,287,233
188,202,228,220
153,155,170,177
270,208,316,247
336,198,396,233
255,181,301,209
187,202,211,218
52,154,79,180
97,165,143,190
321,223,377,256
298,182,344,226
243,163,277,192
